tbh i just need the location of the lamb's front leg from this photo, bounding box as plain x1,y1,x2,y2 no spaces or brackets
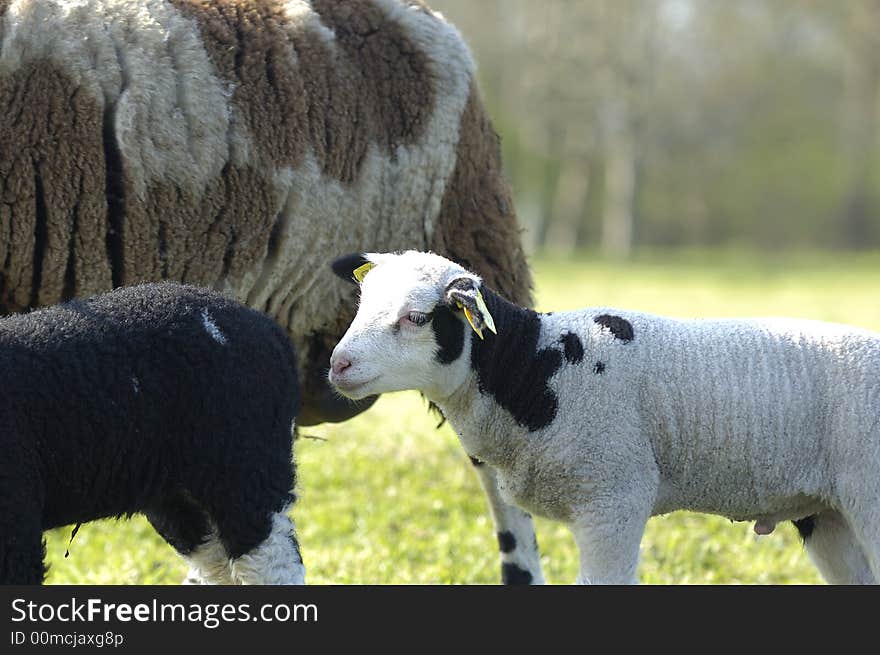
471,458,545,584
571,494,651,585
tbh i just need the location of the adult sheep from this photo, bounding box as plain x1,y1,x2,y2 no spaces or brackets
0,0,541,583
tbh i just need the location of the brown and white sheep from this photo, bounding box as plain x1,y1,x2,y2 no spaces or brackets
0,0,540,583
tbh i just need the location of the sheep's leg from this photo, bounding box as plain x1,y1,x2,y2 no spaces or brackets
833,471,880,583
200,458,304,584
227,507,305,585
800,511,874,584
570,497,650,585
0,507,45,584
145,491,234,584
181,529,237,585
471,460,545,584
182,568,206,585
838,511,880,584
0,463,46,584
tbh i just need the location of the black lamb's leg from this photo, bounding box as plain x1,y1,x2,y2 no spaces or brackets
145,489,231,584
0,467,46,584
194,460,304,585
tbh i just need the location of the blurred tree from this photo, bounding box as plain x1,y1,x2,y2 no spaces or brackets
431,0,880,253
836,0,880,248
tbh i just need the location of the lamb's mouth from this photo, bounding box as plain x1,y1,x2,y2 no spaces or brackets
331,376,379,399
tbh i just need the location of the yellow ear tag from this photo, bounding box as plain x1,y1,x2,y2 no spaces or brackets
352,262,374,284
475,290,497,335
456,291,497,340
462,306,484,340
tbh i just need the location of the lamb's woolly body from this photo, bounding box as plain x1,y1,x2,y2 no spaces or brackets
0,283,304,584
331,251,880,584
459,305,878,524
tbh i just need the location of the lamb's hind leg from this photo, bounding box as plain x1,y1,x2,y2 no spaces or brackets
471,459,545,584
226,505,305,585
798,511,874,584
162,496,305,585
145,490,234,584
187,445,303,584
832,468,880,583
835,512,880,584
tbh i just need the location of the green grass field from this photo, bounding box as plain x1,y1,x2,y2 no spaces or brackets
43,250,880,584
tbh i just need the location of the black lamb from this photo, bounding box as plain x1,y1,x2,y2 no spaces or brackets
0,283,304,584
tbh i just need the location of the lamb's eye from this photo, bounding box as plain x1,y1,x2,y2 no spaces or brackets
406,311,431,326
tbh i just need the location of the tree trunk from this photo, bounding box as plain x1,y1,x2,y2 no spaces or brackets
574,151,604,248
532,124,567,249
600,113,636,258
840,9,880,248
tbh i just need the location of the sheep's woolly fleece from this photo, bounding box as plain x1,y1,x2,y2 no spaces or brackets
0,282,303,584
0,0,532,423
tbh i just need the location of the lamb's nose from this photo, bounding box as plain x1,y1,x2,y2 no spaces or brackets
331,354,352,376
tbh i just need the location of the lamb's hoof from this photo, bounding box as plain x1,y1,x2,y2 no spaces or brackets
182,568,205,585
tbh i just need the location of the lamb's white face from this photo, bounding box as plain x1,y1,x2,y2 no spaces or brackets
329,251,477,401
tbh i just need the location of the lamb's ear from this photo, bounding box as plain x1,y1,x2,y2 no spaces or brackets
331,253,374,284
444,277,497,340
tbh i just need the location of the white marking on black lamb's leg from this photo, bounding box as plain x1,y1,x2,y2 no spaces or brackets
229,508,305,585
200,307,228,344
801,511,874,584
181,567,204,585
182,528,234,585
472,462,544,584
145,490,228,584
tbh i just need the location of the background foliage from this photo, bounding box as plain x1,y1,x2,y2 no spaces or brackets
432,0,880,255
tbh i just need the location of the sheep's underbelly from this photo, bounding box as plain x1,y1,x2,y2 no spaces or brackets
654,464,827,523
686,493,826,524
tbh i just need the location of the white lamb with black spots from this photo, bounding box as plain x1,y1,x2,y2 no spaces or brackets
329,250,880,584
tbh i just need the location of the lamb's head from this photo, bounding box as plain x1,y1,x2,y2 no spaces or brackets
329,251,496,401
